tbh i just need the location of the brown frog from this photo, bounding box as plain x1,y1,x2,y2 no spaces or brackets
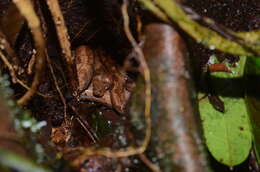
75,46,135,114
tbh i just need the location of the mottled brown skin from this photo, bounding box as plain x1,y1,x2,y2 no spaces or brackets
75,46,94,93
75,46,134,114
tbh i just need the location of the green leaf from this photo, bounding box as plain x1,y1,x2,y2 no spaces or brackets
245,57,260,163
199,96,251,166
199,57,252,167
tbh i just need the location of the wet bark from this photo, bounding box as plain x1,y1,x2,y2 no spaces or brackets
142,23,210,172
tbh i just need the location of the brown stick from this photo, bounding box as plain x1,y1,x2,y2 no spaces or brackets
142,23,210,172
13,0,46,105
46,0,77,91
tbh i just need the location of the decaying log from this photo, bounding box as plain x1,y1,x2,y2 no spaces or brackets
140,23,210,171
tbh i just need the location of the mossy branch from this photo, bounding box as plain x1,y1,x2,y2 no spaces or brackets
138,0,260,56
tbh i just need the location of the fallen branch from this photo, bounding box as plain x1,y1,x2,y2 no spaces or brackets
142,23,210,171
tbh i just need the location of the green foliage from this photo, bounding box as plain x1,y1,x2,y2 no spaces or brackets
199,57,252,166
0,75,51,171
199,97,251,166
0,148,51,172
0,75,47,134
245,57,260,163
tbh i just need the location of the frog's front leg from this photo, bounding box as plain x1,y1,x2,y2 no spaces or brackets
92,74,112,97
110,75,135,114
92,54,113,97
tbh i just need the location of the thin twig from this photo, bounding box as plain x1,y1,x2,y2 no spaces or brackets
0,50,50,98
16,79,52,98
0,50,17,82
70,105,99,143
46,0,77,91
0,30,21,72
46,53,68,121
0,31,15,57
122,0,152,155
139,154,161,172
27,52,36,75
13,0,46,105
75,116,98,143
71,21,91,42
73,0,152,159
